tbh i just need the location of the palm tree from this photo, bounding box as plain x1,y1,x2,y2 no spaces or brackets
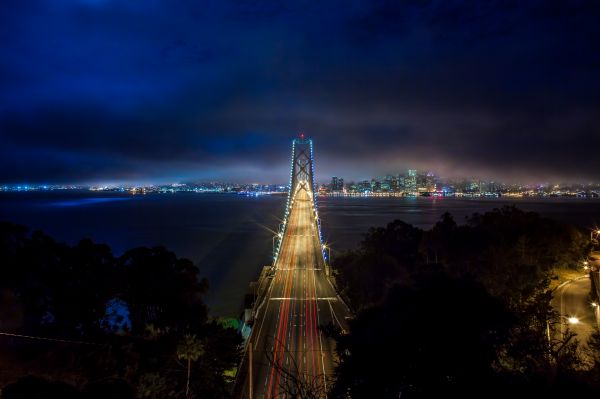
177,334,204,398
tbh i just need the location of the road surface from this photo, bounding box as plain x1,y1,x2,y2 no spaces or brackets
551,276,597,346
242,186,349,398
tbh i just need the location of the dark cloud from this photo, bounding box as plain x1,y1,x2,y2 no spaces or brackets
0,0,599,184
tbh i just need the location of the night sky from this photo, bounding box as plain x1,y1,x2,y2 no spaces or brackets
1,1,599,184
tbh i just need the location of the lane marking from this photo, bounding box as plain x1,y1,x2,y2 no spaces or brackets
256,189,341,398
277,268,322,271
270,297,338,301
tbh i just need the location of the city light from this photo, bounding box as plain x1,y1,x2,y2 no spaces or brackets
316,171,600,198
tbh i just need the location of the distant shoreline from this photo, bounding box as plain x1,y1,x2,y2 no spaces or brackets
2,189,600,200
321,192,600,199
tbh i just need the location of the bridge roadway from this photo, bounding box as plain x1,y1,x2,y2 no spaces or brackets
245,187,349,398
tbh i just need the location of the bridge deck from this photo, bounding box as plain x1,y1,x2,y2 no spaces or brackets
244,187,349,398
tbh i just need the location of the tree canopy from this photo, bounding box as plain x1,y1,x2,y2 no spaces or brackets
331,206,597,398
0,221,241,398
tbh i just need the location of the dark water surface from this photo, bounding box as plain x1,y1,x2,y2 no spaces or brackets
1,191,600,316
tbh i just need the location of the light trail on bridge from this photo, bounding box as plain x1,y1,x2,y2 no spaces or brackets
237,137,350,398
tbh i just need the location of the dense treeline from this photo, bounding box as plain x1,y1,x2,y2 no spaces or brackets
0,222,240,398
331,206,600,398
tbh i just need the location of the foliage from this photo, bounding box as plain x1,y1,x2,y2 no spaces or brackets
334,206,590,310
178,334,204,363
332,272,513,398
331,207,596,397
2,375,135,399
0,221,241,397
137,373,176,399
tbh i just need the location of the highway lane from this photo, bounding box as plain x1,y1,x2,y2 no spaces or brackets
244,186,349,398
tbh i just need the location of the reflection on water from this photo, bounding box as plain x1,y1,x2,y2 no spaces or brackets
319,196,600,251
1,191,600,316
49,197,132,207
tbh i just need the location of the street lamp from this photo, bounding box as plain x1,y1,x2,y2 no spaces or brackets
545,314,582,355
556,315,580,340
322,243,331,264
272,232,282,258
566,316,580,325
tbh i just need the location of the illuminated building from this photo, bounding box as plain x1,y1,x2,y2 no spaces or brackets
331,176,344,192
406,169,417,195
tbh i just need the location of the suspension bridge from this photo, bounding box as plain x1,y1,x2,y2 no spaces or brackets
237,136,350,398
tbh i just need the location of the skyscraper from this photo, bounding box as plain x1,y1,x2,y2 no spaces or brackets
406,169,417,195
358,180,371,193
425,172,436,192
331,176,344,192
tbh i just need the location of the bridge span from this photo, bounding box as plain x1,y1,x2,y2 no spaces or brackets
238,137,350,398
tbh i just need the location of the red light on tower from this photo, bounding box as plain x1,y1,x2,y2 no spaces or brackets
299,132,305,139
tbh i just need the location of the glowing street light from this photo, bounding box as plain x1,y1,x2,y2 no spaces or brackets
322,243,331,264
554,315,581,339
582,260,591,271
272,234,282,258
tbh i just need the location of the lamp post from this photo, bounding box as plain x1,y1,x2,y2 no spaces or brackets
272,232,283,259
545,314,581,361
322,243,331,264
592,302,600,329
322,243,331,276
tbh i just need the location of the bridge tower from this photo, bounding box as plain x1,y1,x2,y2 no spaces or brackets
273,135,328,270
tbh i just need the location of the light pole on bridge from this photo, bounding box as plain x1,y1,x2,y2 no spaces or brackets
322,243,331,276
272,232,282,260
322,243,331,263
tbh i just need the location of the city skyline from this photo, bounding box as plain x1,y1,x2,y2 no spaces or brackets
4,166,600,198
3,157,600,189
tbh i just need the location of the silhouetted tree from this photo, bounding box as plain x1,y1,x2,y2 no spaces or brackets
264,335,331,399
331,207,595,397
0,222,240,397
332,272,512,398
2,375,136,399
177,334,204,397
